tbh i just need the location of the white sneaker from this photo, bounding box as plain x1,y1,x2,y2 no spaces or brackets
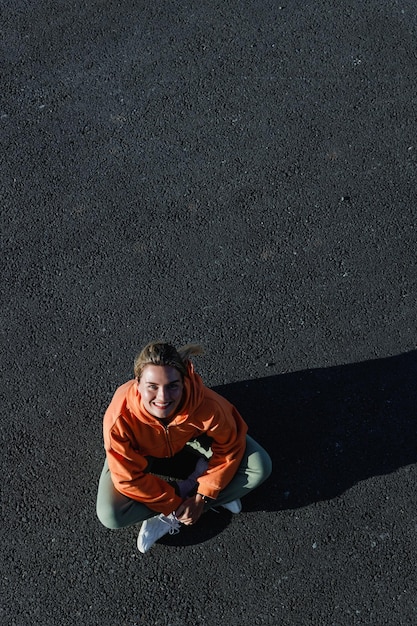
221,499,242,514
137,513,181,553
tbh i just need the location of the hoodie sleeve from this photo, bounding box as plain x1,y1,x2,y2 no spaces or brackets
105,421,183,516
195,398,248,500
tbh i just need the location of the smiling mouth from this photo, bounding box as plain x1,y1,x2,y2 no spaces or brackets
153,402,171,409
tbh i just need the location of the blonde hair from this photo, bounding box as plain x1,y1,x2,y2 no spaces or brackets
133,341,204,380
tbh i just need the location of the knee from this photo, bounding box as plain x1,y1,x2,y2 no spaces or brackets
96,501,123,530
259,450,272,481
246,448,273,488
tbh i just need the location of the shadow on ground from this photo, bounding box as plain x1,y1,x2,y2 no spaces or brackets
214,350,417,513
160,351,417,546
158,507,234,547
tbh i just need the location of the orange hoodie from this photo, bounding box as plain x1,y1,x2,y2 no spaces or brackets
103,363,248,515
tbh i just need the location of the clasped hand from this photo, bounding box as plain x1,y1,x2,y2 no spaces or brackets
175,494,205,525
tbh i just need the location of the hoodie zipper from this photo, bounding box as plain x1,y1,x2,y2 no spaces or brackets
163,423,174,458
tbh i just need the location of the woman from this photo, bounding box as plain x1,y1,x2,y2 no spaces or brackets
96,341,272,553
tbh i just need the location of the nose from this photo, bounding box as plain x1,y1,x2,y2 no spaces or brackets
156,386,169,402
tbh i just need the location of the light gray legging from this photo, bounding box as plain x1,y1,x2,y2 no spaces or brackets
97,435,272,529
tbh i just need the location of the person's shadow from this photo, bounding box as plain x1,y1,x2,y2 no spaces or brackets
219,349,417,512
163,350,417,546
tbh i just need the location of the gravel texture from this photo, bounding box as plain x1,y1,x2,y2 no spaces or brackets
2,1,417,625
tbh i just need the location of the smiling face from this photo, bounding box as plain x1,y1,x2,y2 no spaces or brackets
137,364,184,420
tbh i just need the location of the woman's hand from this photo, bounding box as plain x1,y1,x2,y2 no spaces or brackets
175,493,205,525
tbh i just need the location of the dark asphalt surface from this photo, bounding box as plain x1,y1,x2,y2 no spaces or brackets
2,1,417,625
